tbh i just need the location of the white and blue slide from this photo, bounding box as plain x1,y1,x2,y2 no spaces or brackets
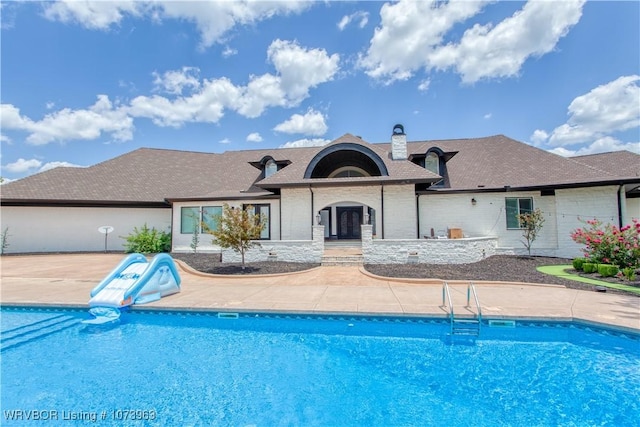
83,253,181,324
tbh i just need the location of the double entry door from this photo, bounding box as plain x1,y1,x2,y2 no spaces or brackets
336,207,362,239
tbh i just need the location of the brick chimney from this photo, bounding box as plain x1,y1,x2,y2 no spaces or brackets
391,124,407,160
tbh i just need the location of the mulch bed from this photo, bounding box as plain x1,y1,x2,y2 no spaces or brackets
171,253,639,297
171,253,320,275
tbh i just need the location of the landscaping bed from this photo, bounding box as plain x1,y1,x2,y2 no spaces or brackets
171,253,639,296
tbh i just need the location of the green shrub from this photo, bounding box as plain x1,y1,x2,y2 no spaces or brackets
123,223,171,253
622,267,637,281
597,264,619,278
572,258,587,271
582,263,597,274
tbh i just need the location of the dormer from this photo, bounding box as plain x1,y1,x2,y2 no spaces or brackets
409,147,458,187
249,155,291,179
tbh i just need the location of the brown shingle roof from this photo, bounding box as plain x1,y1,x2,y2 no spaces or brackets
570,151,640,179
404,135,627,191
2,134,637,205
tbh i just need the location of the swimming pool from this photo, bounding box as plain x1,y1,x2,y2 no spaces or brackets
1,307,639,426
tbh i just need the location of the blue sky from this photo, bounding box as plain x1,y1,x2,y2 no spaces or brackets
1,0,639,182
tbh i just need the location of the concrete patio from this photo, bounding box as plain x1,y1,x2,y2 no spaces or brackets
1,254,639,332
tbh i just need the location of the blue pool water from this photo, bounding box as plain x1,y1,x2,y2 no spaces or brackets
1,307,639,427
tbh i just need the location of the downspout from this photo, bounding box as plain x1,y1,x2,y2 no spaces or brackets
618,184,626,228
416,193,420,239
279,196,282,240
310,186,315,240
380,185,385,239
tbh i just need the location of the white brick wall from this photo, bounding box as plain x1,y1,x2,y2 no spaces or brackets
555,186,619,258
419,191,558,254
1,206,170,253
383,184,417,239
281,188,312,240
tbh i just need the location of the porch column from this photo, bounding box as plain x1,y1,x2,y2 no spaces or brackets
312,225,325,262
361,224,373,263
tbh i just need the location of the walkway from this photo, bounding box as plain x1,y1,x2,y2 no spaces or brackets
1,254,638,332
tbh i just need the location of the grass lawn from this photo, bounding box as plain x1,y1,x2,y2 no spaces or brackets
537,265,640,295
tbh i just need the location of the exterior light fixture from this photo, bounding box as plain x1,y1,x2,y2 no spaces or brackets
471,198,477,206
363,212,370,224
316,213,322,225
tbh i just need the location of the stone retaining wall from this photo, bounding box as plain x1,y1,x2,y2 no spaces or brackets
361,225,498,264
221,225,325,263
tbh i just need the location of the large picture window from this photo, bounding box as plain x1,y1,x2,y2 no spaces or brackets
181,205,222,234
243,204,271,240
505,197,533,229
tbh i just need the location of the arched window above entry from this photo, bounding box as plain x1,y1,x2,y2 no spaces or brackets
304,143,388,179
328,166,370,178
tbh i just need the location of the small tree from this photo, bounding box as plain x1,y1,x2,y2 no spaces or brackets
1,227,9,255
190,211,200,254
206,203,266,270
517,208,545,256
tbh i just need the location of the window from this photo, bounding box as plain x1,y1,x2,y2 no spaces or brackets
505,197,533,229
180,207,199,234
243,204,271,240
425,152,439,175
265,159,277,178
181,205,222,234
202,206,222,232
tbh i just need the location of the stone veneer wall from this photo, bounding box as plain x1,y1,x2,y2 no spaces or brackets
221,225,325,263
361,225,498,264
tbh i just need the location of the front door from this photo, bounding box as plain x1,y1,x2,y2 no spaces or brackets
337,207,362,239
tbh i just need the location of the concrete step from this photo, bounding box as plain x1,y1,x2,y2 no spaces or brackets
321,255,364,267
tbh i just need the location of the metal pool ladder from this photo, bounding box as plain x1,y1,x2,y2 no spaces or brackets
442,282,482,336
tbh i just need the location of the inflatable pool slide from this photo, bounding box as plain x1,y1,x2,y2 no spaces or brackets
83,253,181,324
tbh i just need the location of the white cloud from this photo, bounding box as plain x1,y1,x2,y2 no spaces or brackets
483,113,492,120
39,161,84,172
43,1,310,49
1,96,134,145
530,129,549,146
152,66,200,95
547,75,640,147
219,138,231,144
46,102,55,110
3,158,42,173
222,46,238,58
337,11,369,31
1,134,12,144
43,0,144,30
279,138,332,148
246,132,262,142
430,0,585,84
267,39,340,105
273,109,328,136
549,137,640,157
417,79,430,92
359,0,488,83
4,40,338,142
359,0,584,84
129,77,239,126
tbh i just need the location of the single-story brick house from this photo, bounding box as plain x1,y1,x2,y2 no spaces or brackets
2,125,639,263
